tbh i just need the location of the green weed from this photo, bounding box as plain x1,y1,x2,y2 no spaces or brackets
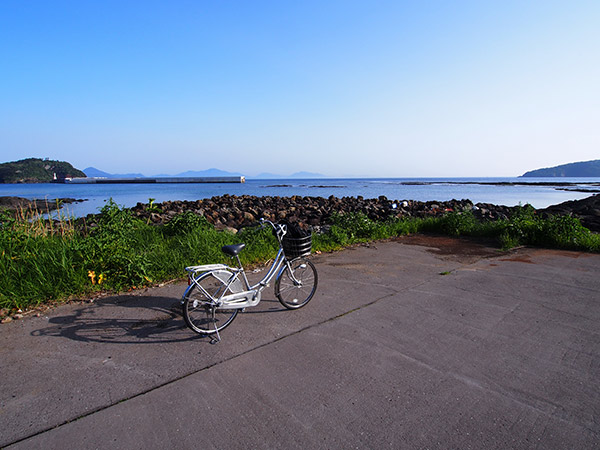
1,202,598,313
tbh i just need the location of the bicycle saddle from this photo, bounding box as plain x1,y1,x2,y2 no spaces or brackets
221,243,246,257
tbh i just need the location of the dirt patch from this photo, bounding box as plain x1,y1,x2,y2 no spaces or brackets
500,255,535,264
394,234,503,263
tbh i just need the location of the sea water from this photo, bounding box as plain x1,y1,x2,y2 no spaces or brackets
1,177,598,217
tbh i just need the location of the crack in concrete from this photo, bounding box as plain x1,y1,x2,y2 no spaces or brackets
5,284,413,447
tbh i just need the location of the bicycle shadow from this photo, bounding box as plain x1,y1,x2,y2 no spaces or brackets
30,293,291,344
31,294,199,344
239,295,294,314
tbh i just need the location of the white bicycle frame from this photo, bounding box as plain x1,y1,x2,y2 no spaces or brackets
182,221,304,311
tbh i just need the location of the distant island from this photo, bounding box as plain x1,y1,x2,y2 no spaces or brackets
522,160,600,177
84,166,325,179
0,159,325,184
83,166,245,179
252,171,326,179
0,158,86,183
83,167,145,179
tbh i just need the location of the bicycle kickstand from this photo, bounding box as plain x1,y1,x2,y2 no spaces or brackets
210,308,221,344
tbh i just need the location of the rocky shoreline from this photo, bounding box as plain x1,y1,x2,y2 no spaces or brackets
125,194,600,233
129,195,508,232
0,196,86,213
2,193,598,233
539,194,600,232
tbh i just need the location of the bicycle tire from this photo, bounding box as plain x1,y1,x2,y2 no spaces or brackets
183,271,239,335
275,257,318,309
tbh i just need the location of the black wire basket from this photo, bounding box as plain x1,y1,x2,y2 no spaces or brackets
282,234,312,258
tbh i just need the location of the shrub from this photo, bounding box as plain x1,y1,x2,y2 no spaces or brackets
1,199,599,314
328,212,387,244
81,200,155,288
431,211,479,236
164,211,212,236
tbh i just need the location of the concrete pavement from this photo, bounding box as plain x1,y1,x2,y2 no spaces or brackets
1,236,599,449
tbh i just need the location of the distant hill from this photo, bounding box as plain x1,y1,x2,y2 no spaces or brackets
174,168,244,178
522,160,600,177
0,158,86,183
83,166,326,180
84,167,243,178
253,171,326,179
83,167,145,178
289,171,326,178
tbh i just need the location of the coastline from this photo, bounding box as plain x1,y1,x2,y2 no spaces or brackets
2,177,600,215
396,180,600,194
1,192,599,233
124,193,600,233
2,192,599,322
0,196,86,213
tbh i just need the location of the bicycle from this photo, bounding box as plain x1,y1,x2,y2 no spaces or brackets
181,219,318,341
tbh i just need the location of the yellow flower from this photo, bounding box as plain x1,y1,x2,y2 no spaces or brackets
98,273,106,285
88,270,96,285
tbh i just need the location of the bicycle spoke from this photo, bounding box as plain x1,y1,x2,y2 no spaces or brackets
182,272,238,335
275,257,318,309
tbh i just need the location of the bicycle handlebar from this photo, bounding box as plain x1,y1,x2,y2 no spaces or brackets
259,218,287,239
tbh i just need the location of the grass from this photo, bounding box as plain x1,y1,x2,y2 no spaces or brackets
1,200,599,314
422,204,600,252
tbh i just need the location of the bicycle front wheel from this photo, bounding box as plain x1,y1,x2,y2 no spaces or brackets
183,271,239,335
275,257,318,309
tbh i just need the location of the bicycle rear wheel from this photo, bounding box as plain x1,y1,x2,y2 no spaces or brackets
275,257,318,309
183,271,239,335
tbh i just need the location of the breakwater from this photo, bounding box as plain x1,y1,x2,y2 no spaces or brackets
65,176,245,184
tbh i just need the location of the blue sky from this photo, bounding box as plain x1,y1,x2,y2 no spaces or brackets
1,1,598,177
